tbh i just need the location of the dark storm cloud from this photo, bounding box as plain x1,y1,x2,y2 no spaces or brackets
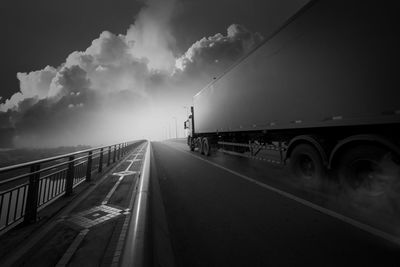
0,111,12,129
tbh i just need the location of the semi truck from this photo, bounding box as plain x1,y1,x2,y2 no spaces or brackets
184,0,400,201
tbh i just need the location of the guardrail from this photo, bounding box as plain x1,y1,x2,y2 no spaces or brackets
0,141,140,235
122,141,151,267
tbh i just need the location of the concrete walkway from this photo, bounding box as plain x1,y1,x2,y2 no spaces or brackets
0,141,148,267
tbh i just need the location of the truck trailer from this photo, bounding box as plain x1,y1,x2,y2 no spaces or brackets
184,0,400,201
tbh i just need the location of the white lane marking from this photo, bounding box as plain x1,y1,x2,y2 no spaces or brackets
55,229,89,267
102,144,146,205
164,142,400,246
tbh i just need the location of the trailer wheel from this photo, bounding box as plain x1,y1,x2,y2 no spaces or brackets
337,144,400,209
290,144,325,182
202,138,211,156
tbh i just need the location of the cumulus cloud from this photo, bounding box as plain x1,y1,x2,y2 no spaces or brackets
48,65,91,99
126,0,177,71
0,0,262,147
175,24,263,76
18,66,57,99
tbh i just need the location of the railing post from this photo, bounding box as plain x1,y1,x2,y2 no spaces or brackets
98,148,104,173
113,145,117,163
24,164,40,224
107,146,111,166
65,156,74,196
118,144,121,159
86,151,92,182
116,144,120,160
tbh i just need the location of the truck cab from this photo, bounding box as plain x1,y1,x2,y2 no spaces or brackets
184,108,196,151
184,116,192,136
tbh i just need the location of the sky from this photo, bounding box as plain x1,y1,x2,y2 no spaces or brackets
0,0,307,147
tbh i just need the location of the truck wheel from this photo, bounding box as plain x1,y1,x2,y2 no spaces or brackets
202,138,211,156
190,142,195,152
198,138,204,154
188,137,195,151
337,144,400,209
290,144,325,182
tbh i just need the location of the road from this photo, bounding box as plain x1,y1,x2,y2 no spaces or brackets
151,140,399,267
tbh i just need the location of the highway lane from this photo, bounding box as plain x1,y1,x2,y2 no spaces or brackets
151,141,399,267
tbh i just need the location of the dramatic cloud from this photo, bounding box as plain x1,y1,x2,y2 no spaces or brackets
175,24,263,76
48,65,91,99
126,0,177,71
0,0,262,148
17,66,57,100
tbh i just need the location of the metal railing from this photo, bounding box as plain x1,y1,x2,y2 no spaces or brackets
0,141,140,235
121,141,151,267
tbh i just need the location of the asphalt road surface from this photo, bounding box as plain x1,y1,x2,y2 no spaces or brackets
151,140,399,267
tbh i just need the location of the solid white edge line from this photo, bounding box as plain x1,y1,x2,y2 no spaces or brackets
164,142,400,247
121,141,151,267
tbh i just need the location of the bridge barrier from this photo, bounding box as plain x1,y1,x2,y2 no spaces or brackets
121,141,151,267
0,141,140,235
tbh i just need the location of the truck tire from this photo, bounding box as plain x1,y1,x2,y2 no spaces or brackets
337,144,400,209
202,137,211,156
190,143,195,151
198,137,204,154
290,144,325,182
188,137,195,151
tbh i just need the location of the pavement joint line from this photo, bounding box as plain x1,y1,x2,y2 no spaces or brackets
164,142,400,247
0,146,142,267
55,228,89,267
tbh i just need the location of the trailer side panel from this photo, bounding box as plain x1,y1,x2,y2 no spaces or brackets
194,0,399,134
